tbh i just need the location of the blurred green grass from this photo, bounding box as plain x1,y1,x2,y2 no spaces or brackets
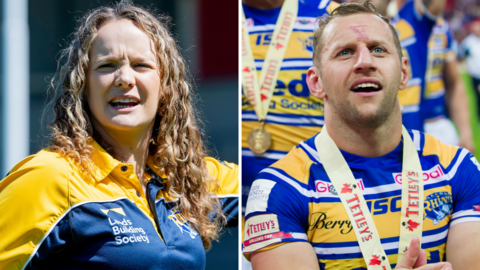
461,72,479,159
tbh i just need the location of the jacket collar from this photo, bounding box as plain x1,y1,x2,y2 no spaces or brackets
88,139,168,183
89,139,122,182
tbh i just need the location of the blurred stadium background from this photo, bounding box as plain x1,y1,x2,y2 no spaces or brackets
445,0,480,158
0,0,238,269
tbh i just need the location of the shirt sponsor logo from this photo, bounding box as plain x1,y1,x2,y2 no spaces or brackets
405,171,421,218
309,212,353,234
168,208,199,239
246,180,276,215
315,179,364,195
244,214,280,240
101,207,150,245
345,194,373,242
392,165,444,184
243,231,292,247
424,191,452,225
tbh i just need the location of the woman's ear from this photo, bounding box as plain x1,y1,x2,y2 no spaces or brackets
307,66,327,99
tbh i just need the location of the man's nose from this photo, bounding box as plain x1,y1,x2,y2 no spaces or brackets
353,45,377,73
115,65,135,89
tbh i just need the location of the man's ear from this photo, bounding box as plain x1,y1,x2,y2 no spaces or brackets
307,66,326,99
398,56,409,90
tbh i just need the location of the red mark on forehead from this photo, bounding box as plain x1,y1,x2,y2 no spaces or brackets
349,25,369,40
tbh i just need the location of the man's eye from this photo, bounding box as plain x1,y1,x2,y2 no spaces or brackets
340,50,351,56
373,47,384,53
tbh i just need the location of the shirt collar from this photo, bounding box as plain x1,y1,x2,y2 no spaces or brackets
88,139,168,186
146,156,165,179
89,139,122,182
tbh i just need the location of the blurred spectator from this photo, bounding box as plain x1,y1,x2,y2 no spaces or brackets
461,19,480,118
423,19,474,153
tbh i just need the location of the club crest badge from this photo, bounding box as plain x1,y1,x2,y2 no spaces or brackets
424,192,452,225
168,208,199,239
297,36,313,56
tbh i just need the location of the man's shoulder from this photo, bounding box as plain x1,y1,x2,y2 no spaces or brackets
419,131,463,169
265,137,319,185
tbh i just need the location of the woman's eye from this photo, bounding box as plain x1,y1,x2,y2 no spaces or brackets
98,63,114,69
373,47,384,53
134,64,151,68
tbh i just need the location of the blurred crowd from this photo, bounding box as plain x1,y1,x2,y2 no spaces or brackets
445,0,480,43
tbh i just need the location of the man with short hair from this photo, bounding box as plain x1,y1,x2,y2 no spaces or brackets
242,1,480,269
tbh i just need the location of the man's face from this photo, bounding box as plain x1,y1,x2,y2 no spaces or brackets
472,21,480,37
308,13,408,128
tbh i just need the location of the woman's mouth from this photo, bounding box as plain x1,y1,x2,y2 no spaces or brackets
109,98,140,109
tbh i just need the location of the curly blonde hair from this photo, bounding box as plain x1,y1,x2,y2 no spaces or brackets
44,1,223,247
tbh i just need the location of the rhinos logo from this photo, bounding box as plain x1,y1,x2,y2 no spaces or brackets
168,208,199,239
297,36,314,56
424,192,452,225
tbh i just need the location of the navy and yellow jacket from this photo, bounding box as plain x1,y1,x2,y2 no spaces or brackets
0,140,238,270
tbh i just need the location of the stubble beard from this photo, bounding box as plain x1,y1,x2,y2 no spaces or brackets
329,84,399,130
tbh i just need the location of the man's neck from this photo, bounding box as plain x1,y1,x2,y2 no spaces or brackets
242,0,285,10
325,108,403,158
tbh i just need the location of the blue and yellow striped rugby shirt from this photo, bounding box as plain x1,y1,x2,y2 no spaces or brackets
243,130,480,269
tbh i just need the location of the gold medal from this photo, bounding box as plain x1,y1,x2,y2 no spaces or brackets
247,122,272,154
242,2,297,154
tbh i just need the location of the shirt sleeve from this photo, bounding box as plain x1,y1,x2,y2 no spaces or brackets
205,157,239,227
399,0,437,40
243,168,310,260
449,150,480,227
0,152,71,270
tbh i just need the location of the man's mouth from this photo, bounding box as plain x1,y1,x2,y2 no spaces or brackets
351,82,382,92
109,98,140,109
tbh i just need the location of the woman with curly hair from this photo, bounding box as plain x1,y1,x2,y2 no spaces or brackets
0,2,238,269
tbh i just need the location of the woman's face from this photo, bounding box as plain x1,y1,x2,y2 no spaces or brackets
87,19,161,136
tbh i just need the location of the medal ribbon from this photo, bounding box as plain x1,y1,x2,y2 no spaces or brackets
314,126,423,269
241,0,298,120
